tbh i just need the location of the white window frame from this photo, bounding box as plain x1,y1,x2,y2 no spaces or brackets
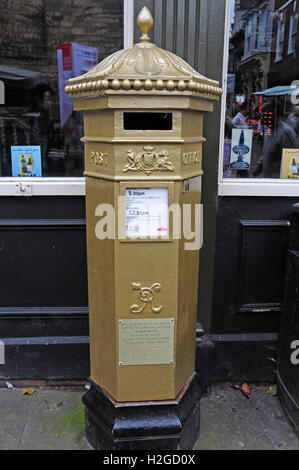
288,11,298,54
275,14,285,62
218,0,299,197
257,5,269,49
0,0,135,197
124,0,134,49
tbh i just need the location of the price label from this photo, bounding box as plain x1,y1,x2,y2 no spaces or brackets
126,188,169,238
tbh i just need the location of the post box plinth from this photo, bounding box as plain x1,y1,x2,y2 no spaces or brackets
66,6,222,450
83,374,201,450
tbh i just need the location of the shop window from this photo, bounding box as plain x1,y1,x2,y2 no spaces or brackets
223,0,299,180
0,3,124,179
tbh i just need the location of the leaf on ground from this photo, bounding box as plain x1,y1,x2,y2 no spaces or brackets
241,383,251,395
266,385,277,396
22,387,35,395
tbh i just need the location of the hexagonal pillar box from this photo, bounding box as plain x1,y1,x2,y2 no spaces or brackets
66,7,222,450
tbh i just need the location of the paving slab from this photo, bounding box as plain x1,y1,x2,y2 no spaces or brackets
0,388,90,450
195,383,299,450
0,389,33,450
0,383,298,450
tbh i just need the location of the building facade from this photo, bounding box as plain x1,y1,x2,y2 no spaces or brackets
269,0,299,86
0,1,298,398
237,0,275,97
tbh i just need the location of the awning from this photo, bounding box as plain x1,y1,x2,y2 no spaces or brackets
0,66,50,88
253,86,299,97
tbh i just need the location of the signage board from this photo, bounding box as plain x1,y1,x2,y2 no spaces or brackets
126,187,169,238
230,128,253,170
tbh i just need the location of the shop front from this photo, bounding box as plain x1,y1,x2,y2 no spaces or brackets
213,0,299,383
0,0,299,421
0,0,123,378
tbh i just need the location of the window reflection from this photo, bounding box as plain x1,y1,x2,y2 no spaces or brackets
0,2,123,178
0,61,86,177
225,0,299,179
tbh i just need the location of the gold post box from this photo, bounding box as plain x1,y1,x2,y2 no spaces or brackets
66,7,221,450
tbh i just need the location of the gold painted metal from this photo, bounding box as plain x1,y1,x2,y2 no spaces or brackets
137,7,154,43
123,146,174,175
130,282,163,314
68,7,222,402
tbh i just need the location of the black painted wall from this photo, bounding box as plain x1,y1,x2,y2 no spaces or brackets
0,197,90,379
277,205,299,435
211,197,299,381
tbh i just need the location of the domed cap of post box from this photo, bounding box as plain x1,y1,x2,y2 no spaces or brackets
65,7,222,100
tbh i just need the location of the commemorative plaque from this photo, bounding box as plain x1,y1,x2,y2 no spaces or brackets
118,318,174,366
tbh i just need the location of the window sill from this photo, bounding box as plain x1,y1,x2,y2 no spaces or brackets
0,178,85,196
218,179,299,197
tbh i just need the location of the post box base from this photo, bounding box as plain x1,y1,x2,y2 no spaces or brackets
82,373,201,450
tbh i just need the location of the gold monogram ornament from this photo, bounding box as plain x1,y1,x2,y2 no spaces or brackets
123,146,174,175
130,282,163,314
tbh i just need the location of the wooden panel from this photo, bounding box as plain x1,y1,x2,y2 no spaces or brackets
197,0,224,332
238,220,289,313
0,336,90,380
0,198,90,379
0,307,89,338
211,197,297,336
0,219,88,307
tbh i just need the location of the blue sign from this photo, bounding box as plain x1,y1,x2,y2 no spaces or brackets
230,129,252,170
11,146,42,177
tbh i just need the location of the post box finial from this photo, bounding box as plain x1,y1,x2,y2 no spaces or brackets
137,7,154,42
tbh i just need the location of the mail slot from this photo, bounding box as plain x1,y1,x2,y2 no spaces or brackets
123,112,173,130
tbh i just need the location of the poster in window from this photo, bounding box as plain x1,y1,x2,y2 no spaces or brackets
11,146,42,177
230,129,253,170
281,149,299,179
56,43,98,129
57,44,73,130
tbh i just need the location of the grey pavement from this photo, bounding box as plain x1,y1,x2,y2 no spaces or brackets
0,387,91,450
0,383,298,450
196,383,299,450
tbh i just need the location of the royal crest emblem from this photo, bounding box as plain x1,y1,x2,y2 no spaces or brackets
123,146,174,175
